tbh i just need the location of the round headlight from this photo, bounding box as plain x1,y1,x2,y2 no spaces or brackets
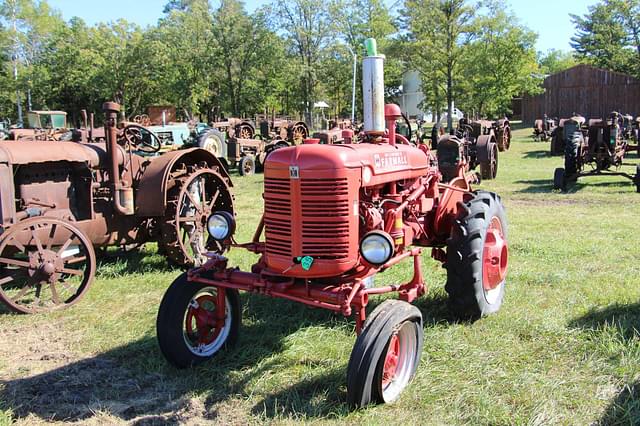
207,211,235,241
360,231,394,266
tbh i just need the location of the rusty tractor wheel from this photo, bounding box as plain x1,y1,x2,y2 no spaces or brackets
198,129,226,158
290,123,308,144
0,217,96,314
157,272,241,368
347,299,423,408
235,123,254,140
497,126,511,151
239,155,255,176
480,143,498,180
445,191,508,319
160,164,234,267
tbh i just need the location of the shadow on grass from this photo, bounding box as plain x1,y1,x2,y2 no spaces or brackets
569,303,640,425
520,149,550,159
0,288,459,422
95,246,176,277
0,293,345,423
514,178,634,194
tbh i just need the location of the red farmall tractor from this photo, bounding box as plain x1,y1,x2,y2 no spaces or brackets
156,42,509,407
0,102,233,313
553,112,640,192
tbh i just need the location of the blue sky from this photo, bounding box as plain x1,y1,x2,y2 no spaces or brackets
48,0,594,53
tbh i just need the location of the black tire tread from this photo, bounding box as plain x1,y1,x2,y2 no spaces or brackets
445,191,507,319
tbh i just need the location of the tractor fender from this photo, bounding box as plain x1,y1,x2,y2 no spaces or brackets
476,134,495,163
135,148,232,217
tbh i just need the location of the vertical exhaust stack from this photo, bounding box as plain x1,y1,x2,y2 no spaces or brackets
362,38,385,136
103,101,134,216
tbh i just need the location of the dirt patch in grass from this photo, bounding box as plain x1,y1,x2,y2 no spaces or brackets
0,321,207,424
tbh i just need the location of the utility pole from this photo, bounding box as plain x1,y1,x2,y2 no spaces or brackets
346,45,357,123
11,3,23,126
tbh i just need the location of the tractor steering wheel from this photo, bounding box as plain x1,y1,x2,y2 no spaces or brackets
123,124,162,153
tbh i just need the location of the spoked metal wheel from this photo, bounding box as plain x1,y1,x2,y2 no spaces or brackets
290,124,308,144
236,124,254,139
160,164,234,267
0,217,96,314
157,273,241,368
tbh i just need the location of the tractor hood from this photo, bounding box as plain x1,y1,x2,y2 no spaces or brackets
266,143,431,186
0,140,125,168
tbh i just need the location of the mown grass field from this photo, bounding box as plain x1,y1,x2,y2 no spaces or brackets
1,124,639,425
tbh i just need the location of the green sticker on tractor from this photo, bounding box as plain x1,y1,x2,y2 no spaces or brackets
297,256,314,271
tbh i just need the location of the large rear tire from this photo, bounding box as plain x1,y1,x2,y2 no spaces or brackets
445,191,508,319
564,131,582,178
198,129,226,158
480,143,498,180
346,300,423,408
157,272,241,368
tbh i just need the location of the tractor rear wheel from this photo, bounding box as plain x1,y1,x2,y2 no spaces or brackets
445,191,508,319
346,300,423,408
198,129,226,158
497,126,511,151
480,143,498,180
235,123,254,139
159,163,234,267
157,272,241,368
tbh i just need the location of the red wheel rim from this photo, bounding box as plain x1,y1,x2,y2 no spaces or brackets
382,333,400,387
482,217,508,292
185,294,224,346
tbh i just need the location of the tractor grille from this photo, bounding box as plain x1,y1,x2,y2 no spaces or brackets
263,176,352,262
263,177,292,257
300,178,350,259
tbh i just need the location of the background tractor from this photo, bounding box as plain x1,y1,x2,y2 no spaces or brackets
7,110,70,141
0,102,234,314
156,39,509,408
553,111,640,192
533,115,557,142
435,117,500,182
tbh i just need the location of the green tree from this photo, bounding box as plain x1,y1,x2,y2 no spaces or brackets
211,0,275,117
458,7,541,117
538,49,579,75
271,0,334,124
571,0,640,77
404,0,477,130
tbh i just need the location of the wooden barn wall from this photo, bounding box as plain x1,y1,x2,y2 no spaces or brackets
522,65,640,123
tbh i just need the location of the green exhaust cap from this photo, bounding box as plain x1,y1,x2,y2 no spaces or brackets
364,38,377,56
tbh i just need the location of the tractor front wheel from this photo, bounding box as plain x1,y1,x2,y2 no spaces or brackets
156,272,241,368
635,164,640,193
346,300,423,408
553,168,566,191
480,143,498,180
239,155,255,176
445,191,508,319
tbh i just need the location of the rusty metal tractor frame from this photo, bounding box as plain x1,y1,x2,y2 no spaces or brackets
0,102,234,314
553,112,640,192
155,41,509,409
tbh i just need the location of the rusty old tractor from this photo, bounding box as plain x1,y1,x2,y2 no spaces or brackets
553,112,640,192
549,115,586,156
7,110,71,141
258,116,309,145
435,117,500,182
533,115,557,142
156,40,509,408
0,102,234,314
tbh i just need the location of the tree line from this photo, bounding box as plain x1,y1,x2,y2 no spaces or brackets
0,0,633,128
